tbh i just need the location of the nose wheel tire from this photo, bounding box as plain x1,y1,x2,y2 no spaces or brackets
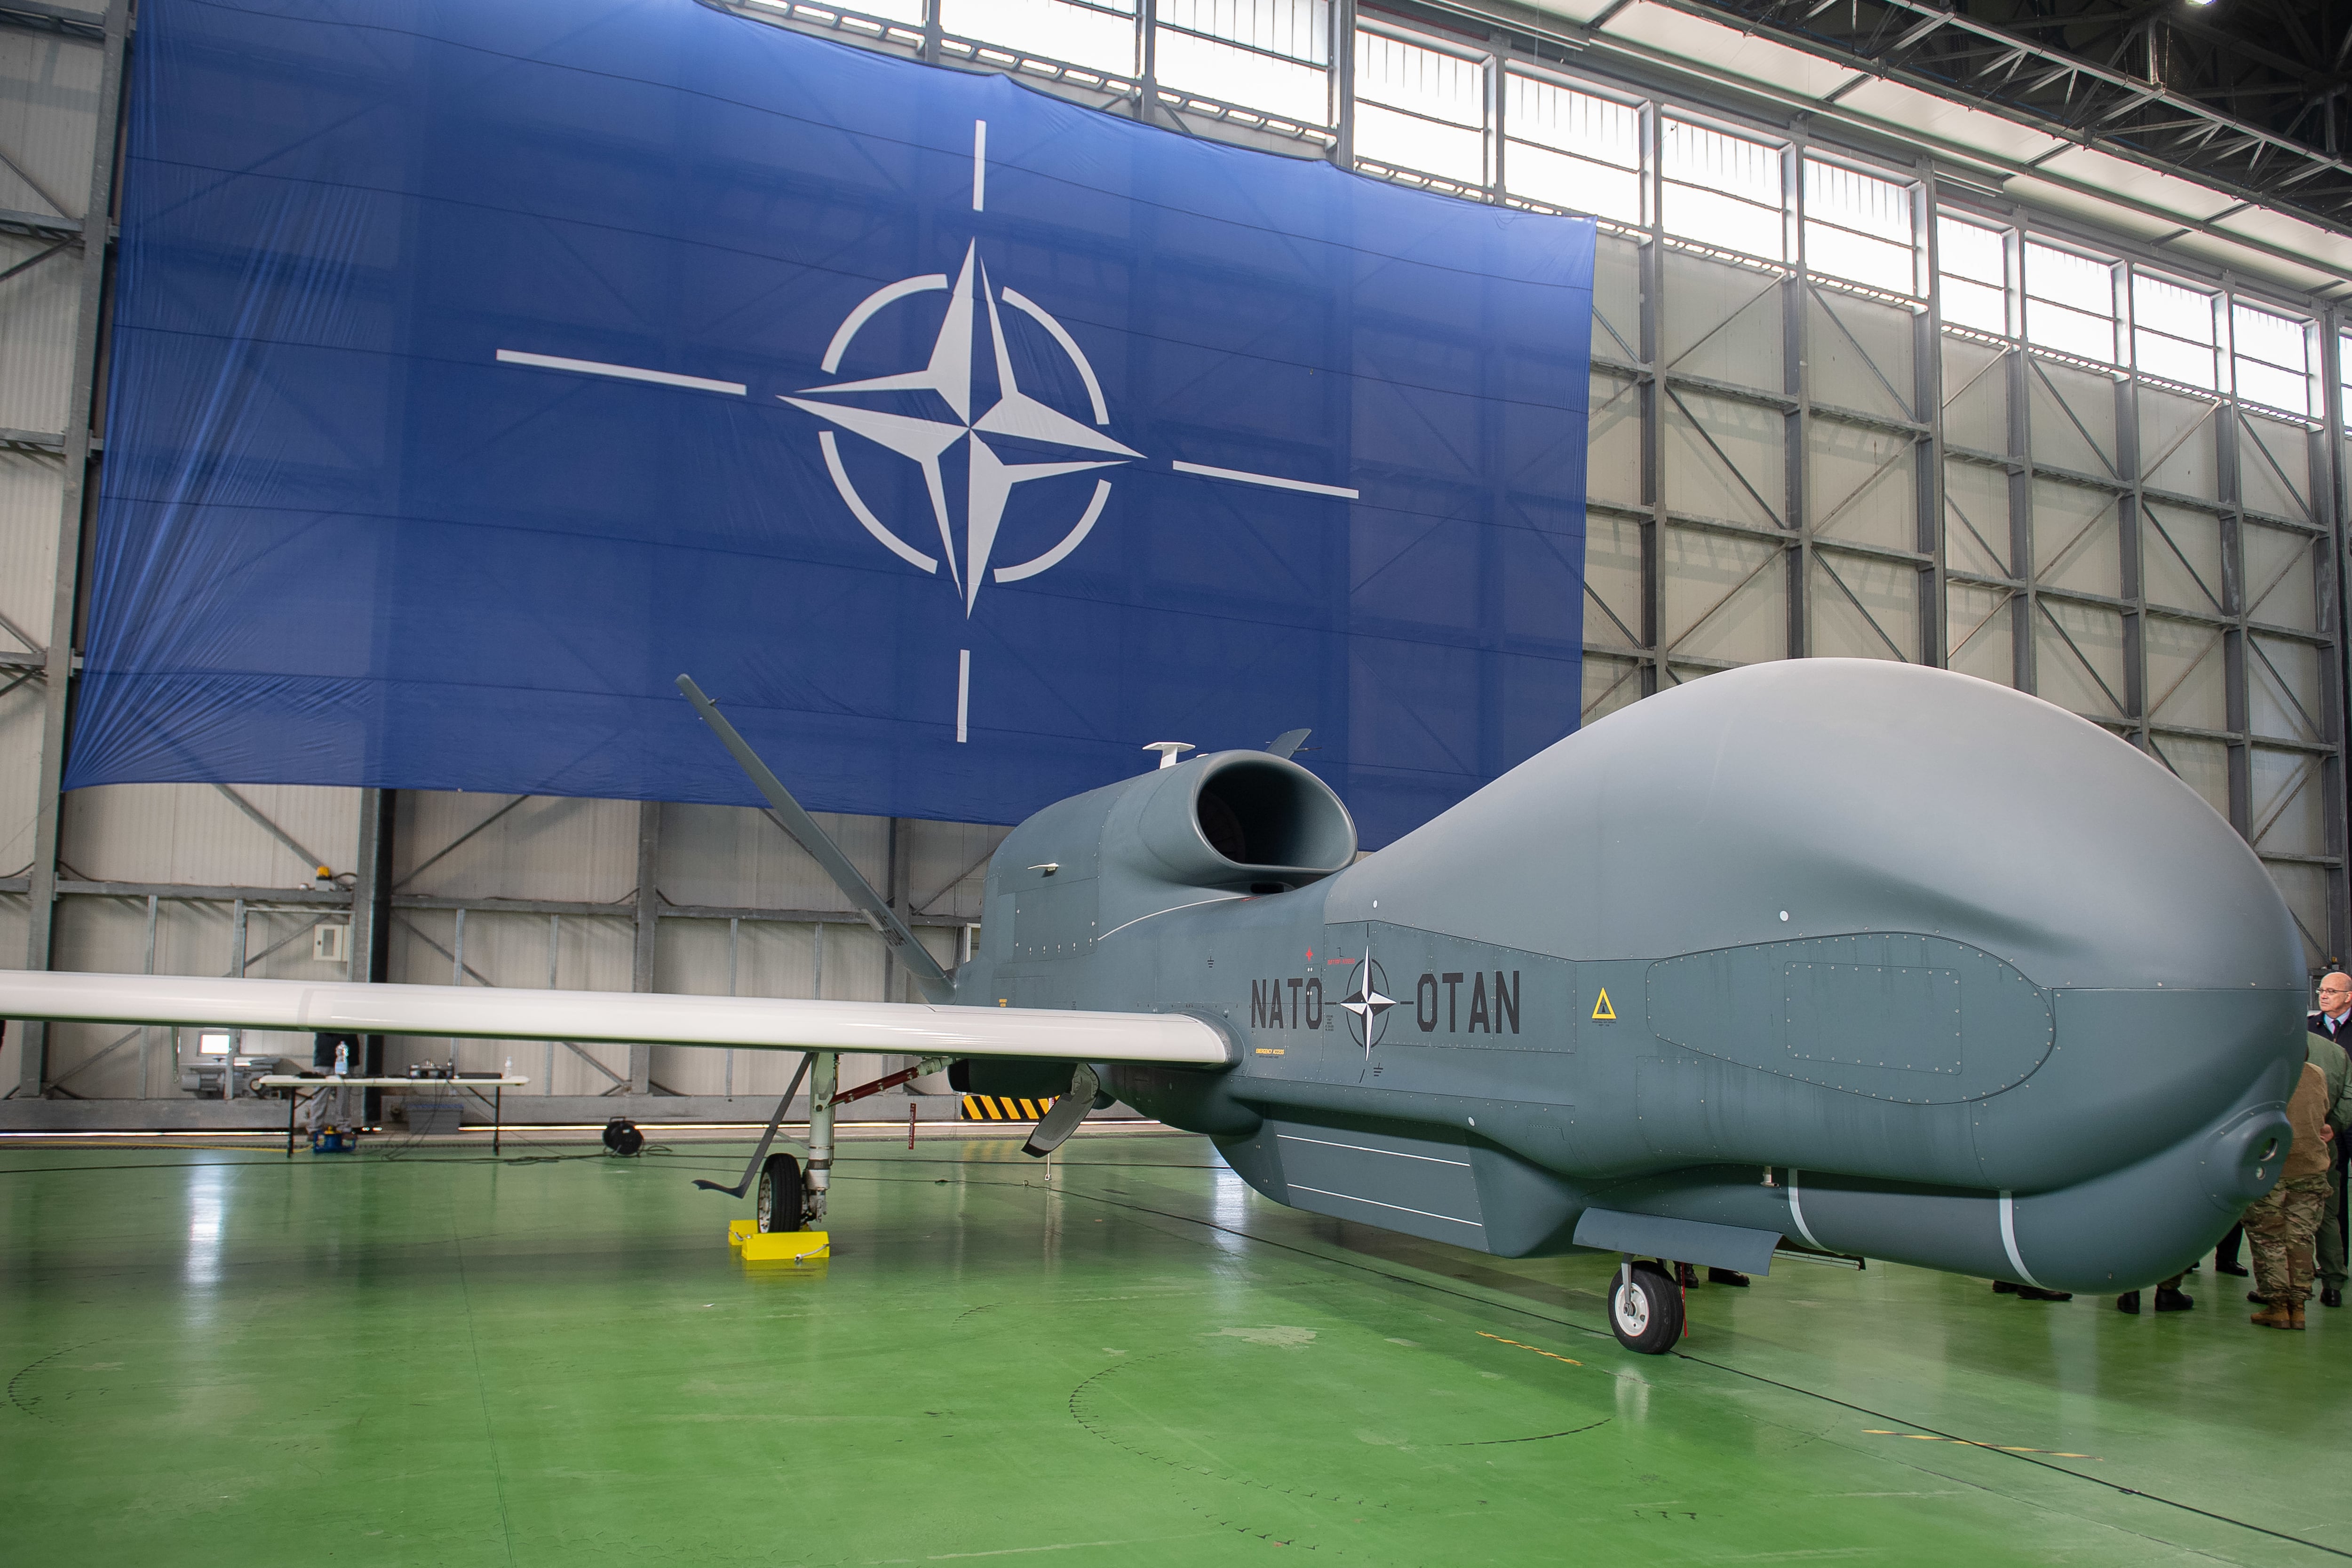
756,1153,805,1233
1609,1262,1684,1354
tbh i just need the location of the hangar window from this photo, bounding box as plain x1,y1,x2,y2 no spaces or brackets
939,0,1139,75
1935,214,2009,336
1352,30,1488,186
1661,119,1784,261
2131,273,2219,393
2022,241,2118,365
1502,73,1641,225
1155,0,1331,127
2232,302,2312,418
1802,158,1915,296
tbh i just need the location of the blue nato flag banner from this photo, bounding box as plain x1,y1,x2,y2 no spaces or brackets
67,0,1592,847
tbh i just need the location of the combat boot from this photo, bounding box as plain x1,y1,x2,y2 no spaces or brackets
2251,1298,2295,1328
2290,1301,2307,1330
2153,1285,2193,1312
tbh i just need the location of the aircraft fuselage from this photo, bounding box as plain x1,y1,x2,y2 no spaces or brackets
956,660,2306,1295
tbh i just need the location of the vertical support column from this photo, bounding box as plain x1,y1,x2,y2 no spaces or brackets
2008,224,2035,694
447,906,466,1073
351,790,395,982
1134,0,1156,126
1483,39,1502,201
1783,127,1808,663
725,915,740,1100
138,893,156,1098
1328,0,1355,170
629,799,662,1095
2219,384,2252,835
350,788,394,1118
2320,310,2349,964
1918,161,1947,668
806,1049,838,1226
545,913,559,1095
2116,345,2147,740
228,900,248,1101
885,817,912,1004
18,0,130,1100
1638,102,1664,697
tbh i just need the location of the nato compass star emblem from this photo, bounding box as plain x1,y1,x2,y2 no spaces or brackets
783,238,1139,616
1341,952,1398,1055
492,118,1359,745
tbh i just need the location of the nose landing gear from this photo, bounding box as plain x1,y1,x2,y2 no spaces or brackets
1609,1259,1685,1354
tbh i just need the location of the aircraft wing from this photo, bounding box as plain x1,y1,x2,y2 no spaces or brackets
0,972,1232,1064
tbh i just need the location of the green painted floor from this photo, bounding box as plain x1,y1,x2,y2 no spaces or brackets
3,1126,2349,1566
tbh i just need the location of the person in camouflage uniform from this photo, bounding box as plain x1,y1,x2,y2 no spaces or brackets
2247,1059,2334,1330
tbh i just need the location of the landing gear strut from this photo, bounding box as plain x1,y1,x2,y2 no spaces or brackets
803,1050,838,1228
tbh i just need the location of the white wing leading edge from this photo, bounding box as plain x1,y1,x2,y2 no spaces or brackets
0,972,1232,1065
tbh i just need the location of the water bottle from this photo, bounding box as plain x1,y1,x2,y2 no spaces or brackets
334,1041,350,1077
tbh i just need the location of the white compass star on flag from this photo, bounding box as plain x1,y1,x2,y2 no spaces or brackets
783,240,1141,615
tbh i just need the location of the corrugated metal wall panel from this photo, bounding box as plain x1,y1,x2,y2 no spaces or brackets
0,231,82,435
0,449,63,652
904,819,1008,923
396,792,638,902
385,905,636,1085
0,33,101,438
0,675,44,876
61,781,362,885
658,802,872,912
644,913,900,1096
45,893,350,1090
0,33,100,222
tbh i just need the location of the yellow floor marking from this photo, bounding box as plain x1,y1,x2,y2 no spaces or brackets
1477,1330,1582,1366
1864,1429,2096,1459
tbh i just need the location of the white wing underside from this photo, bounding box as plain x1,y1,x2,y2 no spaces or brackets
0,972,1230,1065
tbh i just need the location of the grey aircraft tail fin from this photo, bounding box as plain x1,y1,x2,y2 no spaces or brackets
1264,728,1311,760
676,674,955,1004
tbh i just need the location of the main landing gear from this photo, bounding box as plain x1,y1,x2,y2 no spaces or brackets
1609,1259,1685,1354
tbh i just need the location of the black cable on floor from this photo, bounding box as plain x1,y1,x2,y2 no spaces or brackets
1673,1349,2352,1561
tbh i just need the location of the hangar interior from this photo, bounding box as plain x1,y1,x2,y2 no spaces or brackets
3,0,2346,1120
5,0,2352,1563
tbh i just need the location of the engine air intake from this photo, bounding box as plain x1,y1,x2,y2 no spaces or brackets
1130,752,1356,892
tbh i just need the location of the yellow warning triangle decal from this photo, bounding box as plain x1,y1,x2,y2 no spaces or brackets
1591,989,1616,1022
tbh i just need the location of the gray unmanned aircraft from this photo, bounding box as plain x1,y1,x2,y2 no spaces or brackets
0,657,2307,1353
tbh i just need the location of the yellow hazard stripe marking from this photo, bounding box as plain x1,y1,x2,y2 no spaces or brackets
1477,1331,1581,1367
1860,1429,2094,1458
959,1095,1048,1122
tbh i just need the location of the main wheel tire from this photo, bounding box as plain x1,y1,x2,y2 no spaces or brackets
755,1153,804,1233
1609,1263,1685,1354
